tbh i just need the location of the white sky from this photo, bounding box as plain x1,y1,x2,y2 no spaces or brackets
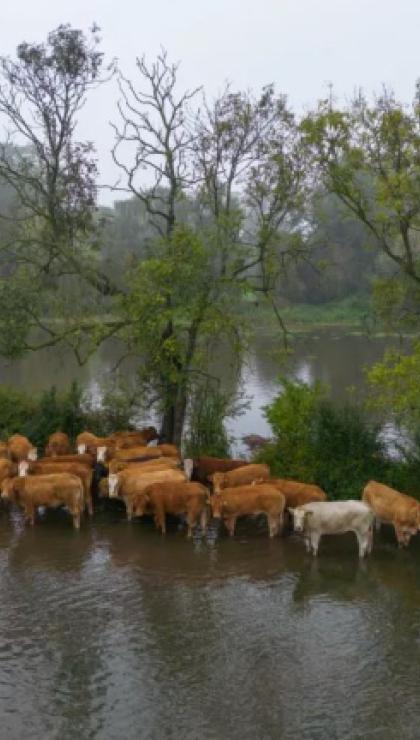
2,0,420,203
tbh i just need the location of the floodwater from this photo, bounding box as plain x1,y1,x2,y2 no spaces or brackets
0,328,406,444
0,508,419,740
0,329,418,739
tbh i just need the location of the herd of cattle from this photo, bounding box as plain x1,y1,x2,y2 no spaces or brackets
0,429,419,557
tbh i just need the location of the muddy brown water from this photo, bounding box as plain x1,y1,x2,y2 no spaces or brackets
0,505,419,740
0,330,419,738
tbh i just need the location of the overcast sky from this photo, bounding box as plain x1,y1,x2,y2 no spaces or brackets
2,0,420,203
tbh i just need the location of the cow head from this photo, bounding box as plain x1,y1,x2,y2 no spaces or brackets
395,523,418,547
28,447,37,461
96,446,107,463
77,443,87,454
143,427,159,443
108,473,120,498
289,506,313,533
209,472,225,495
183,458,193,480
18,460,29,477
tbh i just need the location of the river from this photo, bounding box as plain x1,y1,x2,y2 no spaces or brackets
0,329,418,740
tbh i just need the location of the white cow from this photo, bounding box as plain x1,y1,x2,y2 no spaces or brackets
290,500,374,558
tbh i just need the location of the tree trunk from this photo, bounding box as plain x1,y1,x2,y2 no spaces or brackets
160,383,188,447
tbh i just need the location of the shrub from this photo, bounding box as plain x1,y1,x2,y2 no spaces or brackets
257,378,389,499
312,401,386,499
183,381,233,459
257,378,326,482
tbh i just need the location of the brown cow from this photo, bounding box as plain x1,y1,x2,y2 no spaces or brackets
76,432,115,458
7,434,37,463
362,480,420,547
45,431,71,457
0,443,10,460
111,446,163,463
108,457,180,474
112,427,159,448
107,467,186,520
192,456,251,484
36,453,95,468
1,473,84,528
210,485,285,537
19,460,94,515
133,481,208,537
210,464,270,494
269,479,327,508
0,459,17,485
155,444,180,457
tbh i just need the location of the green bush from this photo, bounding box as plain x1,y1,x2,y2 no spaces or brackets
257,378,389,499
184,381,233,459
311,401,386,499
258,378,326,482
0,386,37,440
0,381,139,451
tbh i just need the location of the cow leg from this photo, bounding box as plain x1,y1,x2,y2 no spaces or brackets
225,517,236,537
25,504,35,527
394,523,405,548
200,507,207,533
186,513,195,538
125,499,133,522
375,518,381,532
86,493,94,517
356,530,369,558
72,512,81,530
153,507,166,535
367,525,374,554
310,532,320,556
267,514,279,538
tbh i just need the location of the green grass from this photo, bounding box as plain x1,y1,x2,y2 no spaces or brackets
280,294,370,327
239,294,372,331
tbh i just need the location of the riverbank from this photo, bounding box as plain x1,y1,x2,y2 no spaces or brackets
244,294,371,334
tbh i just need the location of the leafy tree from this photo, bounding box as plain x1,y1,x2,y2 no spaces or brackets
0,31,310,445
301,88,420,286
110,56,307,443
0,24,121,362
302,88,420,423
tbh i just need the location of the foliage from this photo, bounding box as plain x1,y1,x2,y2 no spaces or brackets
312,401,386,499
0,383,86,448
301,87,420,287
257,379,387,499
83,381,144,436
0,380,149,450
258,379,327,482
183,381,233,459
367,342,420,428
0,386,37,440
